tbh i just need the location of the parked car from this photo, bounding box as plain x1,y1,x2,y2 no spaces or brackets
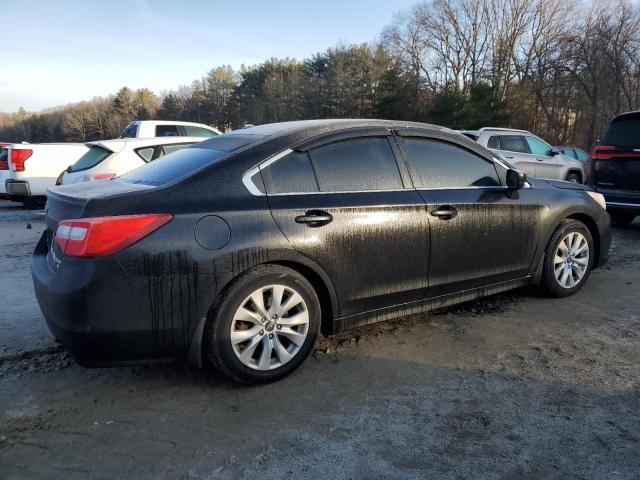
59,137,204,185
0,144,10,200
554,146,591,183
589,111,640,227
33,119,610,384
5,143,88,208
461,128,586,183
120,120,220,139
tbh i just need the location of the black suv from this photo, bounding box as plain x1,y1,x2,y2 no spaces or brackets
33,120,610,383
590,111,640,226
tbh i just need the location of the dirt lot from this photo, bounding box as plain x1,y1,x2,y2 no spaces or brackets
0,199,639,479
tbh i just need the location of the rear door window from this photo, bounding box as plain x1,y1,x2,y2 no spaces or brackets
399,137,500,188
500,136,530,154
69,146,112,172
308,137,403,192
156,125,179,137
261,151,319,194
575,149,590,161
526,136,552,156
184,126,217,138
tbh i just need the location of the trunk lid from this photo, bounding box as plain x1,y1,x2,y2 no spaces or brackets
45,179,154,231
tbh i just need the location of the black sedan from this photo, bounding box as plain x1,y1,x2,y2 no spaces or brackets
32,120,611,383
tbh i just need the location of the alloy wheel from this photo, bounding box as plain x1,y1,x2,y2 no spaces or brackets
553,231,589,289
230,284,310,370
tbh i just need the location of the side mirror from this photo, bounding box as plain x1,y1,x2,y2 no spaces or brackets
506,169,526,189
550,147,562,156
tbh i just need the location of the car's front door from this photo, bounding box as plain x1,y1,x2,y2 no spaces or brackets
526,135,564,179
395,132,541,297
262,133,430,317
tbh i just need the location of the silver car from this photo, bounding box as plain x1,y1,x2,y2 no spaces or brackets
460,128,586,183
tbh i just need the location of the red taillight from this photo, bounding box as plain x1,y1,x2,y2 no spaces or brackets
10,149,33,172
54,214,172,258
0,159,7,169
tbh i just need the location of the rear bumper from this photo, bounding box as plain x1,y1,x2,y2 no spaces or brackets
5,179,31,196
31,231,191,367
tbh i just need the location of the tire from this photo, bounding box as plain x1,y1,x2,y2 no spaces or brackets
23,196,46,210
565,172,581,183
203,264,320,384
540,219,594,298
610,213,636,228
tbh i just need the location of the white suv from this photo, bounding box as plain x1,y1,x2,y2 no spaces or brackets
120,120,221,139
60,137,203,185
460,128,586,183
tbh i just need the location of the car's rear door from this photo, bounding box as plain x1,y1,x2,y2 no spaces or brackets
395,131,541,297
262,130,430,317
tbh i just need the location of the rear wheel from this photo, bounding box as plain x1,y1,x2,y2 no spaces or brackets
541,219,594,297
610,213,636,228
204,265,320,384
22,196,46,210
565,172,581,183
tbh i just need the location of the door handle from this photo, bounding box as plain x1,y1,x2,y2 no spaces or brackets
504,155,514,159
430,206,458,220
536,158,545,161
295,210,333,226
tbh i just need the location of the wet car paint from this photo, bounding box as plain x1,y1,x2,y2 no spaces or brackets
32,120,611,368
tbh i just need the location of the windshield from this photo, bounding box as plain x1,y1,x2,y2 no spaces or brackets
602,116,640,149
69,146,112,172
119,133,266,186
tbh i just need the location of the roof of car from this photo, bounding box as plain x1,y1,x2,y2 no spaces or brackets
612,110,640,121
87,136,205,152
226,119,452,138
130,120,217,128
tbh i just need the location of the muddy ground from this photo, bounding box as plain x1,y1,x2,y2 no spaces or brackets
1,199,639,479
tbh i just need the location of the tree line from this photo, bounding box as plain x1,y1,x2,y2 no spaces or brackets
1,0,638,150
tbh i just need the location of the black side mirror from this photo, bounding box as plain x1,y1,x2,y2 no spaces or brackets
506,169,526,189
550,147,562,156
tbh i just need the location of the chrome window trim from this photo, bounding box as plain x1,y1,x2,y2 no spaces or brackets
241,147,530,196
607,201,640,207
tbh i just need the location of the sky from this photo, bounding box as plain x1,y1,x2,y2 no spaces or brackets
0,0,417,112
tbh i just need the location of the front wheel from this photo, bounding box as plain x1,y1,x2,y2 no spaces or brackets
540,219,594,297
565,172,581,183
204,265,320,384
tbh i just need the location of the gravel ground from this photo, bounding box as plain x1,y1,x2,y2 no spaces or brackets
0,199,639,479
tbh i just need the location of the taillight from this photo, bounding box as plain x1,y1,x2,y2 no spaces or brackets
10,149,33,172
0,159,7,169
54,214,172,258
